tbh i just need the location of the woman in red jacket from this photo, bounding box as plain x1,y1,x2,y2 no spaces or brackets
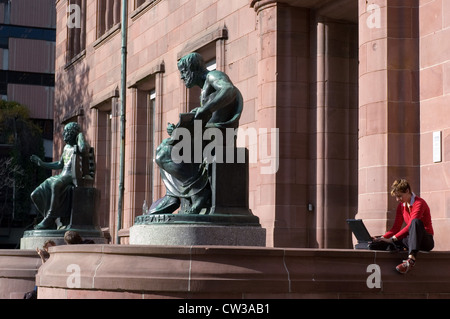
374,179,434,274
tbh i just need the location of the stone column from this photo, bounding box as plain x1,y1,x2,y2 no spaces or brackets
357,1,420,234
251,1,312,247
251,0,278,247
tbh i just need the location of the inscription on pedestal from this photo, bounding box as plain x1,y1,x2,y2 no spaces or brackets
134,213,261,226
136,214,173,224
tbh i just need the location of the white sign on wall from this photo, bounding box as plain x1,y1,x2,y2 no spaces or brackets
433,131,442,163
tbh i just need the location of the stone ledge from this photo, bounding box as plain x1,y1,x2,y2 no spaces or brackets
0,250,41,299
36,245,450,299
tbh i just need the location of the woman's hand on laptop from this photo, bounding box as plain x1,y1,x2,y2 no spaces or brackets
373,236,396,244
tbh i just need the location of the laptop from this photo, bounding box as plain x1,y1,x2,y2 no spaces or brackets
346,219,373,250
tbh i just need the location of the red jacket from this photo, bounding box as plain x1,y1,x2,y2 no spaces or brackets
383,195,434,240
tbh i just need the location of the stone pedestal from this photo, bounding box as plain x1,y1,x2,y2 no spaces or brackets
130,148,266,247
20,228,107,250
69,187,101,227
130,224,265,246
20,187,106,249
130,214,266,246
209,150,250,215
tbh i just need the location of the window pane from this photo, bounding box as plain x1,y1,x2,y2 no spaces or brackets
136,0,146,9
206,59,216,71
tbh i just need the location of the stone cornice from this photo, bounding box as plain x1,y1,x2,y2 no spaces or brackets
177,26,228,61
250,0,351,13
127,61,165,89
250,0,278,13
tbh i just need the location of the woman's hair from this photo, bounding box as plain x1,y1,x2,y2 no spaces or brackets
390,179,412,196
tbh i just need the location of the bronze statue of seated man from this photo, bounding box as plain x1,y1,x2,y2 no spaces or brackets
30,122,90,230
149,52,243,215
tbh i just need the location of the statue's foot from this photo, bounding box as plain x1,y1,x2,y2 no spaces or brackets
148,195,180,214
34,215,56,230
189,187,212,214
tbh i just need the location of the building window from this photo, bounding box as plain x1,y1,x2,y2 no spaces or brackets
206,59,216,71
97,0,121,38
67,0,86,62
135,0,147,8
134,88,156,205
185,45,216,112
91,94,118,230
147,89,156,202
95,108,112,228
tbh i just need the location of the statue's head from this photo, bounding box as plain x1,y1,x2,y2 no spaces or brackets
63,122,80,145
177,52,207,88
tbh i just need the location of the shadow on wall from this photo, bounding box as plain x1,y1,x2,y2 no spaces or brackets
54,62,93,155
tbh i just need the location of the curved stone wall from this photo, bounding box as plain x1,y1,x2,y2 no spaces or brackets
0,250,41,299
36,244,450,299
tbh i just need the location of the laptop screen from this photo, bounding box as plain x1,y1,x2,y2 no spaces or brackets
346,219,372,242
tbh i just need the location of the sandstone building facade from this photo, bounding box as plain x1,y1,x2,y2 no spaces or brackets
53,0,450,250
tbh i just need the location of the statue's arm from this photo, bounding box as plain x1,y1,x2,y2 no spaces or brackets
30,154,64,170
197,72,237,116
76,132,89,154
